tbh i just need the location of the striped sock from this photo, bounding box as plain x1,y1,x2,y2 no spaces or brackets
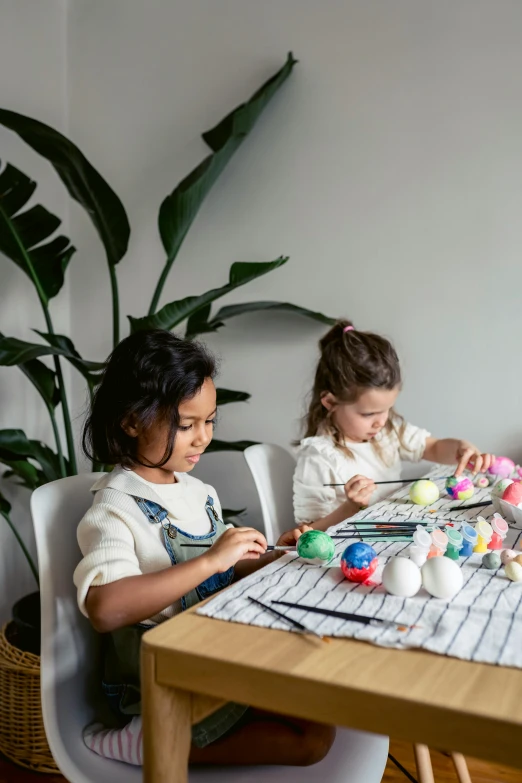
83,717,143,766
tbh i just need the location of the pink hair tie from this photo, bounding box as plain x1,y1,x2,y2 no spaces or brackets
343,325,355,333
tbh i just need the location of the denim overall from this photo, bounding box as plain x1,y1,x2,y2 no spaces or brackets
102,493,248,748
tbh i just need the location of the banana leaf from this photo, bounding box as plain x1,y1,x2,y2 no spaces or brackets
0,162,74,302
190,300,335,336
0,429,65,483
130,258,287,333
205,439,257,453
0,334,103,386
0,330,59,409
35,331,104,386
0,490,38,584
216,388,251,405
0,111,130,268
150,53,297,313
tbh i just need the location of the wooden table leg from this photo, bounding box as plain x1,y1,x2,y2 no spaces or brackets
452,752,473,783
414,744,435,783
142,645,192,783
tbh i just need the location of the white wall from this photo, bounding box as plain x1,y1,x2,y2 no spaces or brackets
3,1,522,586
0,0,69,621
66,0,522,518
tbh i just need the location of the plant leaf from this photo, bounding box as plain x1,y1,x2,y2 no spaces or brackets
34,331,104,386
188,301,336,337
150,53,297,313
210,301,335,328
216,388,251,406
205,439,257,453
0,335,68,365
0,330,59,409
202,52,298,152
0,428,65,482
19,358,60,409
0,110,130,267
1,459,42,489
0,488,38,584
130,258,287,333
0,162,75,301
185,304,223,338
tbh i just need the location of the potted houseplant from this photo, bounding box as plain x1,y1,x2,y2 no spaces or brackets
0,53,332,658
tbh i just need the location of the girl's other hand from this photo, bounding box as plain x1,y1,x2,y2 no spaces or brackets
344,474,376,507
455,441,495,476
276,523,314,549
205,527,267,573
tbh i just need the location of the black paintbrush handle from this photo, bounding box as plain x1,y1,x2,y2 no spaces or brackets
324,476,452,486
272,600,372,625
248,597,308,632
448,500,491,511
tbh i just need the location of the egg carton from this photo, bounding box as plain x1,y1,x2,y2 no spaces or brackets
492,496,522,529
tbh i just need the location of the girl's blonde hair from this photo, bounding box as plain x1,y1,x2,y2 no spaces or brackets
302,319,409,464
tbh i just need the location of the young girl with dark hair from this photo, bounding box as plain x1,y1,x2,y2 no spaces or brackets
74,329,334,768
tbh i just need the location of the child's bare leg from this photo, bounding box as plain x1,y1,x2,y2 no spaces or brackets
189,708,335,767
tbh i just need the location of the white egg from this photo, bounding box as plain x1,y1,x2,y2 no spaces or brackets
382,557,422,597
421,557,464,600
409,545,428,568
491,479,513,498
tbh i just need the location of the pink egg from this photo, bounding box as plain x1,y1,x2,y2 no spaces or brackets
488,456,515,478
501,549,518,566
502,481,522,506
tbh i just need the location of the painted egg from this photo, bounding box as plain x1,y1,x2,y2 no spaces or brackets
505,561,522,582
488,456,515,479
445,476,474,501
296,530,335,564
501,549,518,566
421,557,464,599
502,482,522,506
340,542,378,583
482,552,501,569
409,480,440,505
491,478,514,498
382,557,422,597
474,476,490,488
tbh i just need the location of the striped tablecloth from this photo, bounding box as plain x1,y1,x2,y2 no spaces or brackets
198,468,522,668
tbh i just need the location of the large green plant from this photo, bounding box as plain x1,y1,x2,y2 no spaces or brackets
0,53,333,584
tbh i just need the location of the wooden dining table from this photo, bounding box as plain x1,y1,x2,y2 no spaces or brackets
141,599,522,782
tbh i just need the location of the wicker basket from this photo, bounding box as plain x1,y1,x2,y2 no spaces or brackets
0,622,59,773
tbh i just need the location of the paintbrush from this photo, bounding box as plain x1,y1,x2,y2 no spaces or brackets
181,544,295,551
332,531,414,539
248,597,327,641
335,529,429,535
341,520,432,527
448,500,492,511
272,600,420,632
324,476,453,487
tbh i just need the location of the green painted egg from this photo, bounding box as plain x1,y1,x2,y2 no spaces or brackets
296,530,335,564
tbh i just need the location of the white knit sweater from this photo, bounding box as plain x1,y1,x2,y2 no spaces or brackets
73,466,222,624
293,419,430,523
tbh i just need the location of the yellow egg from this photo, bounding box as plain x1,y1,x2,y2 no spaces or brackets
409,480,440,505
505,561,522,582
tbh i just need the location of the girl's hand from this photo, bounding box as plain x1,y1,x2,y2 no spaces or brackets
344,474,376,508
205,527,268,573
455,441,495,476
276,523,314,549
